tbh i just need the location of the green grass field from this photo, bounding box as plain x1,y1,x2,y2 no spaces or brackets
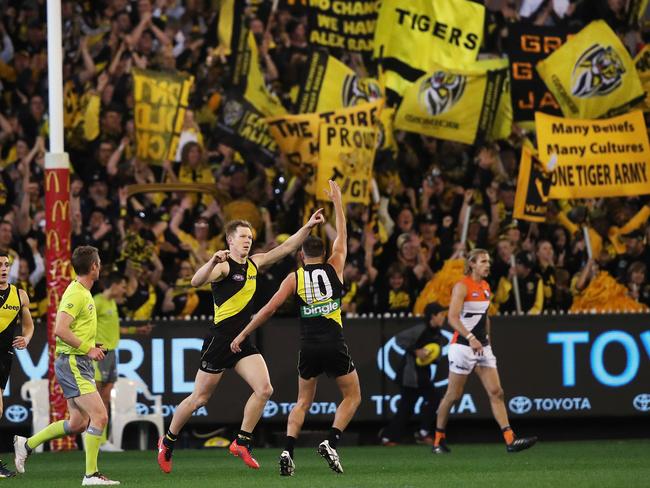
6,440,649,487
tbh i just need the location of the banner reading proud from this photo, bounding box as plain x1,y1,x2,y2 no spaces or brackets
394,59,507,145
536,111,650,199
307,0,377,52
536,21,644,119
133,69,194,164
318,124,376,203
505,23,574,123
513,146,552,222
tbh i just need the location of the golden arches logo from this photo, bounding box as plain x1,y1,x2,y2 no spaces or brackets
46,230,61,252
45,172,60,193
51,201,69,222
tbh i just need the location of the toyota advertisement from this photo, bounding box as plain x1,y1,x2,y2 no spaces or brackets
1,314,649,427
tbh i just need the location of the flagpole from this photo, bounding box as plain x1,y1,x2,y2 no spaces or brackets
45,0,74,451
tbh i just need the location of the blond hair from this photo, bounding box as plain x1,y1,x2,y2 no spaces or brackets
464,248,489,275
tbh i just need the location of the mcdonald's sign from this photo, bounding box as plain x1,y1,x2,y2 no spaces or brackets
45,172,61,193
51,200,69,223
46,230,61,252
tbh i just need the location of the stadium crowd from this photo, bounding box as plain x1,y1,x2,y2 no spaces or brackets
0,0,648,323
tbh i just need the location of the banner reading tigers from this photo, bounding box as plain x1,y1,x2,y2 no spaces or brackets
133,69,194,165
513,146,552,223
318,124,377,203
536,111,650,199
394,59,508,145
215,91,277,167
634,44,650,112
536,21,644,119
296,51,382,113
374,0,484,95
505,23,575,124
307,0,378,52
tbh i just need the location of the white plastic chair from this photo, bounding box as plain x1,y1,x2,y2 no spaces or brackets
20,379,50,453
110,378,164,450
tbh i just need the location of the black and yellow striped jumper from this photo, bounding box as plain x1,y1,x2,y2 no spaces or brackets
0,284,22,388
199,257,259,374
294,263,355,379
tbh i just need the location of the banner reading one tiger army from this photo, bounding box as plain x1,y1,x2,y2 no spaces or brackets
133,69,194,165
634,44,650,112
536,111,650,199
296,51,383,113
318,124,377,203
215,91,277,167
505,23,575,124
514,146,553,223
536,21,645,119
307,0,378,52
394,60,508,145
374,0,485,96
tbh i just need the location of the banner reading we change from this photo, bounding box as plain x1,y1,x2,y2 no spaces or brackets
133,69,194,164
536,111,650,199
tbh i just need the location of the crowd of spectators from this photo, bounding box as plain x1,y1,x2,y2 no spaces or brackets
0,0,648,322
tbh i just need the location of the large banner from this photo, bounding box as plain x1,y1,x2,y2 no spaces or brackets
513,146,552,223
296,51,382,113
4,314,649,429
317,124,376,203
505,24,574,123
214,92,277,167
536,21,644,119
374,0,484,95
536,111,650,199
133,69,194,165
394,60,508,145
634,45,650,112
307,0,377,52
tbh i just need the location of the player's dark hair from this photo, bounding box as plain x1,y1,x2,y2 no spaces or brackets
464,248,489,275
225,220,253,240
71,246,99,276
302,235,325,258
106,272,126,287
0,251,8,259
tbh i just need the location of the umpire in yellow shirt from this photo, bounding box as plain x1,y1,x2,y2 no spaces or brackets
13,246,120,486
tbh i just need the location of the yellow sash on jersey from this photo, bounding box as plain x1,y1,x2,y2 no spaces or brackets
214,260,257,325
0,285,21,333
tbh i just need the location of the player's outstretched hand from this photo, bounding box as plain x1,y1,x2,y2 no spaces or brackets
12,336,29,350
88,346,106,361
307,208,325,228
325,179,342,203
469,337,483,356
230,334,245,353
212,250,230,264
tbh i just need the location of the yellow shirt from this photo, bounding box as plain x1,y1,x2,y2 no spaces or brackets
56,281,97,355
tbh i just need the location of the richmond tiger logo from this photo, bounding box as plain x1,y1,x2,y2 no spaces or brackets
571,44,625,98
418,71,466,116
342,75,382,107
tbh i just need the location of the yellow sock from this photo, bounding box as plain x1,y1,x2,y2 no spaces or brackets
27,420,68,450
85,426,103,476
100,426,108,445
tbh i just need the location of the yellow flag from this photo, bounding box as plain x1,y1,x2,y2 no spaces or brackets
242,31,286,117
297,52,382,113
394,59,508,145
536,21,645,119
634,44,650,112
133,69,194,165
513,146,552,223
318,124,377,204
374,0,484,95
536,111,650,199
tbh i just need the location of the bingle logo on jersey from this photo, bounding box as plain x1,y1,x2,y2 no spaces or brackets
572,45,625,98
509,395,591,414
300,299,340,318
418,71,466,116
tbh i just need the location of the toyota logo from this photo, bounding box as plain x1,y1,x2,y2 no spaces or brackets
633,394,650,412
509,396,532,414
135,402,149,415
5,405,29,423
263,401,278,418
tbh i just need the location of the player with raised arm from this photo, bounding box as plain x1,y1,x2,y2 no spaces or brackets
14,246,120,485
0,252,34,478
230,180,361,476
432,248,537,454
157,209,325,473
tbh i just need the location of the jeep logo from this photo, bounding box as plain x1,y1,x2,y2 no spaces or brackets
3,304,19,311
